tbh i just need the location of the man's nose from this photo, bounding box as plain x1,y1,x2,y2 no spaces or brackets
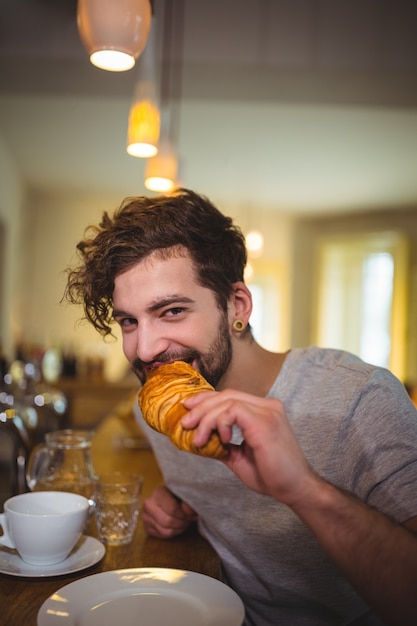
135,325,169,363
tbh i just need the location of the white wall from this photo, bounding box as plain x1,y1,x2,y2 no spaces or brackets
18,189,130,381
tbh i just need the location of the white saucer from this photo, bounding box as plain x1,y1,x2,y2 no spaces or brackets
38,567,245,626
0,535,105,578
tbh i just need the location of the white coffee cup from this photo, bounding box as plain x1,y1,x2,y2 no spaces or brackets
0,491,89,565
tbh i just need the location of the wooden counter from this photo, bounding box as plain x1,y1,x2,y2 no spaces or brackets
0,411,221,625
57,376,139,428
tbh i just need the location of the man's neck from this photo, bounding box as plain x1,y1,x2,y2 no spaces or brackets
217,338,288,397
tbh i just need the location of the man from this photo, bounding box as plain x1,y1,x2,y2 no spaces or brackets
65,188,417,625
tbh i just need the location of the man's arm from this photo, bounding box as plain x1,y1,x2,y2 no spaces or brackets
286,474,417,626
184,389,417,625
404,516,417,534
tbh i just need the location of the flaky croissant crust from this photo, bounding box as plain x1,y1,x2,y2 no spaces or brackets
138,361,228,458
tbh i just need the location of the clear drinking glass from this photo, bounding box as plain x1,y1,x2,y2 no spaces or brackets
94,472,143,545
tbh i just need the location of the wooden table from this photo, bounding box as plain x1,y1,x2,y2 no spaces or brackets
0,411,221,625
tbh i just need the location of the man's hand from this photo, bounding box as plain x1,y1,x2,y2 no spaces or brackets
142,485,197,539
183,389,313,507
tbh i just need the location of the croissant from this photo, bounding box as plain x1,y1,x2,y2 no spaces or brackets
138,361,228,458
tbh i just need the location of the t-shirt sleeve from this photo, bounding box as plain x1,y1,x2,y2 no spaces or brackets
339,367,417,523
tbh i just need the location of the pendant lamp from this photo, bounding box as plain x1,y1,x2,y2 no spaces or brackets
144,133,178,192
127,89,160,157
144,0,182,193
127,19,160,157
77,0,152,72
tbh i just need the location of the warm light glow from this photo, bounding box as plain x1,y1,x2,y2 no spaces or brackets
145,176,175,192
90,50,135,72
244,262,254,282
127,97,160,158
77,0,152,72
144,139,178,192
245,230,264,258
121,568,188,584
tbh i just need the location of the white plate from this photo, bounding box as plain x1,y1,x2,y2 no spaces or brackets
37,567,245,626
0,535,105,578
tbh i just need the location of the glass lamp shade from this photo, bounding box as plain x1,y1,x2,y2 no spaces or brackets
144,139,178,192
127,86,160,158
77,0,152,72
126,19,160,156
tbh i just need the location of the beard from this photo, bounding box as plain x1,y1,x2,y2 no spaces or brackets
131,310,232,388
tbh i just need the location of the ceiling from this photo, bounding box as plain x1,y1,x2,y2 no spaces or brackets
1,0,417,216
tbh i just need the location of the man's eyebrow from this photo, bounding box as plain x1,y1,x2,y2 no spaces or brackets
112,296,195,319
147,295,194,313
112,308,131,319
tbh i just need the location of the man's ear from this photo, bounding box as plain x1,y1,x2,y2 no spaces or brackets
229,281,252,326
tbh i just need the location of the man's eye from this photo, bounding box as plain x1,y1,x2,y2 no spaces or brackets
119,317,137,327
164,307,184,317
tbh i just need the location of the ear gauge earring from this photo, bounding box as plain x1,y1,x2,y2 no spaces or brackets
232,319,245,332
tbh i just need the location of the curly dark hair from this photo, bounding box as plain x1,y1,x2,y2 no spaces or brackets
64,188,248,336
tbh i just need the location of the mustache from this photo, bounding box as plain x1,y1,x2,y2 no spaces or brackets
131,350,200,381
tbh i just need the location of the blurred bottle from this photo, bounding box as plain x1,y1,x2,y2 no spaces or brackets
0,408,30,506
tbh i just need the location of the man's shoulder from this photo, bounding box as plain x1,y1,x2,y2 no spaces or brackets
285,345,372,375
274,345,395,398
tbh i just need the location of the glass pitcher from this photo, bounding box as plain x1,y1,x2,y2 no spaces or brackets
26,429,97,503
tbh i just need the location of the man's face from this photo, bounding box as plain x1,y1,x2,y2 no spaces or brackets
112,250,232,387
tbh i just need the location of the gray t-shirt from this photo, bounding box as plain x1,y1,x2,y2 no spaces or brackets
135,347,417,625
